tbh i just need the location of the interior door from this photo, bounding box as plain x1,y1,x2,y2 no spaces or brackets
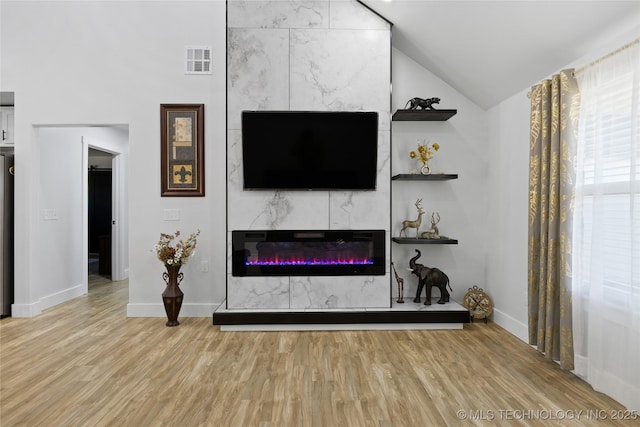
88,169,112,277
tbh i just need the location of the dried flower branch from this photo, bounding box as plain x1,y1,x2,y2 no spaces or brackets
153,230,200,267
409,140,439,164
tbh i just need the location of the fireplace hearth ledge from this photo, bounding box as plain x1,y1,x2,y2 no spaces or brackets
212,299,470,331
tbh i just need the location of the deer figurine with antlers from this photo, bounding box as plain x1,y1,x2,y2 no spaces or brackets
421,212,441,239
400,198,424,238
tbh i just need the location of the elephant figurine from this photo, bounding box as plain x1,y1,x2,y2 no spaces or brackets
409,249,452,305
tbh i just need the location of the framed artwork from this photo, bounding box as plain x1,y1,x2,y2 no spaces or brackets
160,104,205,197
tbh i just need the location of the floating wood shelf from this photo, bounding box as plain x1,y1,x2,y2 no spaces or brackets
392,109,457,121
392,173,458,181
392,237,459,245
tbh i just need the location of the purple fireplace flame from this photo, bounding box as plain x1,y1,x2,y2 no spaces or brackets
232,230,385,276
246,257,374,266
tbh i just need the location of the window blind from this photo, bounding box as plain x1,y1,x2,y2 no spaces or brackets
575,51,640,307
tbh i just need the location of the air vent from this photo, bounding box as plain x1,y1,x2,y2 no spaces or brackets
185,46,211,75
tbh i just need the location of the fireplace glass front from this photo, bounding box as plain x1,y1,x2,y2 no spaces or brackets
232,230,385,276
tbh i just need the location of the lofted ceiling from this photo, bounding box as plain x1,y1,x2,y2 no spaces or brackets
360,0,640,109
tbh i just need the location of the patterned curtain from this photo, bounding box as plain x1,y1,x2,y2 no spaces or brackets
528,69,580,370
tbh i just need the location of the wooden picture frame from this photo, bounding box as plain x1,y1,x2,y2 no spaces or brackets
160,104,205,197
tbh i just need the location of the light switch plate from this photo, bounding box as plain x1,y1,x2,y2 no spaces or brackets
43,209,58,220
163,209,180,221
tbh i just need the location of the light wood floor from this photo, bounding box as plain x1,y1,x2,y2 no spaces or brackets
0,277,634,426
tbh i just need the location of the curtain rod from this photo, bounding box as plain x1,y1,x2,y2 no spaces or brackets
574,38,639,75
528,38,639,98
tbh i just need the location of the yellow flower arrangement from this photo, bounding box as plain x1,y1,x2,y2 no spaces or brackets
409,140,439,174
410,141,439,163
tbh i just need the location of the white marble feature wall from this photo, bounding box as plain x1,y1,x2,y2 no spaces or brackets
227,0,391,309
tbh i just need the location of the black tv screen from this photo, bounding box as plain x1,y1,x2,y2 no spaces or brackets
242,111,378,190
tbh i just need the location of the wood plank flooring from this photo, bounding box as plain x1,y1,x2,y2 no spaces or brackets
0,278,635,426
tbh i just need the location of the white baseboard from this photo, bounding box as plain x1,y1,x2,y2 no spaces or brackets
11,301,43,318
11,283,85,318
492,307,529,343
127,303,219,317
40,284,86,311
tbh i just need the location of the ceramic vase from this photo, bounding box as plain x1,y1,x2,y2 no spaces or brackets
162,264,184,327
420,161,431,175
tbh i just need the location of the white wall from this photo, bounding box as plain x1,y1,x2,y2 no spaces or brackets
485,93,530,340
35,128,84,309
1,1,227,317
486,17,640,341
391,48,489,303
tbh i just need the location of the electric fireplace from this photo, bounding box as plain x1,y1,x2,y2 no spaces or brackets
232,230,385,276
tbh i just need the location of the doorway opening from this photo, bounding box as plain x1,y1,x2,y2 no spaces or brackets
81,128,129,294
24,125,128,315
88,148,113,282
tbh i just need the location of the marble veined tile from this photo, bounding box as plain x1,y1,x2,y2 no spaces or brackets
227,28,290,130
289,29,390,128
329,130,390,229
227,130,242,189
328,186,390,230
329,0,390,30
290,275,390,309
226,0,393,312
228,0,328,29
227,275,291,309
228,189,331,231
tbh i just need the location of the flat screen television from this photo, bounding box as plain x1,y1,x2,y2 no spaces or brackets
242,110,378,190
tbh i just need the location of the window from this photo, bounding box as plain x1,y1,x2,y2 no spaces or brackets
570,38,639,412
574,41,640,309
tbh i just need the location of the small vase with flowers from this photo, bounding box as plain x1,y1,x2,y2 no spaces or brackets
153,230,200,326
